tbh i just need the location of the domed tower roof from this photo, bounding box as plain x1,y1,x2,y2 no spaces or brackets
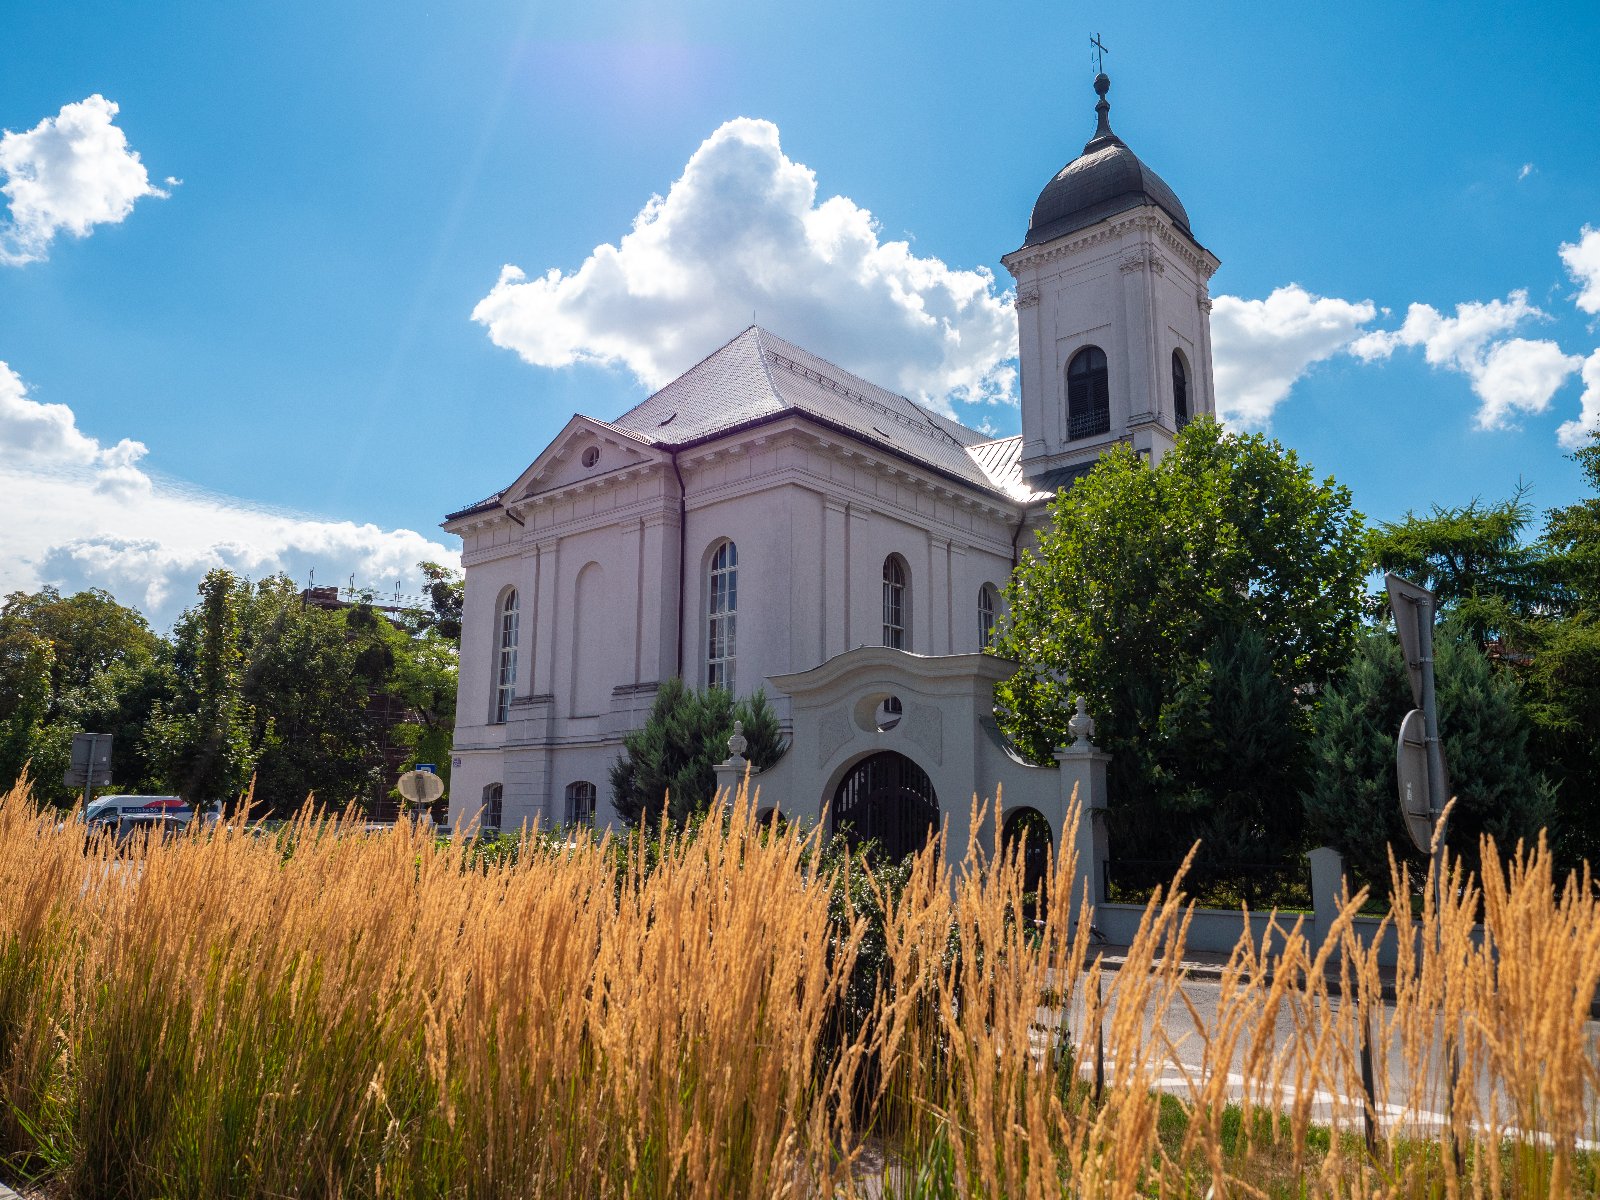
1024,73,1192,247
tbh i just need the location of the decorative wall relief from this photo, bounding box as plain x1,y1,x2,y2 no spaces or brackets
816,705,853,767
904,700,944,765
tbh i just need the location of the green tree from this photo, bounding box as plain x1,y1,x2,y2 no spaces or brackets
0,586,170,803
610,679,787,828
1542,431,1600,611
1367,491,1544,650
0,629,53,793
403,561,464,645
234,578,379,814
147,570,255,805
1304,626,1557,892
991,419,1367,859
1152,624,1310,862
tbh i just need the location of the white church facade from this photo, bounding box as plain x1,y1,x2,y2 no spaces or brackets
443,73,1219,844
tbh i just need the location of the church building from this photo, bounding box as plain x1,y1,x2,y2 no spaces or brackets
442,73,1219,840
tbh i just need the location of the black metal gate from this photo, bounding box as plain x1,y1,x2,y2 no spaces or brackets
1001,808,1053,919
831,752,938,862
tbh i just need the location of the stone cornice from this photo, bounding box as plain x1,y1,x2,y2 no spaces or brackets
1002,207,1219,282
504,459,670,520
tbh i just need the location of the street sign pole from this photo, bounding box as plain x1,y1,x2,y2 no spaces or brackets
1385,573,1461,1172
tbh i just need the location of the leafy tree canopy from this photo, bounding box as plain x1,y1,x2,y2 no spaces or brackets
1543,431,1600,612
403,561,464,645
0,587,172,803
991,419,1367,858
1367,490,1545,648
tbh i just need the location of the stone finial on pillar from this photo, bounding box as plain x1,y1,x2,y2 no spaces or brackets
715,720,757,806
1055,696,1111,909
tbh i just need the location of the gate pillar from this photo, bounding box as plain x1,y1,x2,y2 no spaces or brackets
1054,696,1110,911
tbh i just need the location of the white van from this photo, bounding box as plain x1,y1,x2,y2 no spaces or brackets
80,795,201,824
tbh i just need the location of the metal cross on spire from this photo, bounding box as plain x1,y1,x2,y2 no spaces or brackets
1090,32,1109,75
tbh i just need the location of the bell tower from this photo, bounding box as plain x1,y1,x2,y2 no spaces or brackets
1001,72,1220,483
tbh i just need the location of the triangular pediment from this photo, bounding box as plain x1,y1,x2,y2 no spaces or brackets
504,415,664,504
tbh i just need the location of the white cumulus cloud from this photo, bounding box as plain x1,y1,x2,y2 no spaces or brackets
1557,349,1600,451
472,117,1017,415
1350,290,1582,431
1208,285,1378,427
0,360,453,627
1560,226,1600,316
0,358,150,488
0,94,168,265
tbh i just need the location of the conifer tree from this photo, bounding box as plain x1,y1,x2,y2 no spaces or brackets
610,679,786,828
1303,626,1556,891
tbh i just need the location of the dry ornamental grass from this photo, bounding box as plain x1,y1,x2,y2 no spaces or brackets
0,777,1596,1198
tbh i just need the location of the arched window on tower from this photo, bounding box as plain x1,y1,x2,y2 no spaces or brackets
707,540,737,691
978,583,1001,648
882,555,910,650
1172,349,1190,430
1067,346,1111,441
493,589,519,724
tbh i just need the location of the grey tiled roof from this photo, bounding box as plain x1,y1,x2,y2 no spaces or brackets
446,326,1049,521
443,490,505,522
608,326,1016,498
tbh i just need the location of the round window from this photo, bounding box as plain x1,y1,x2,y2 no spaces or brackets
581,446,600,468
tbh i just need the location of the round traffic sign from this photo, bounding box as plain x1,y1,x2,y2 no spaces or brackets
397,769,445,806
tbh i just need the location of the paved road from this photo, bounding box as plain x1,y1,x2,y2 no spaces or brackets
1043,969,1600,1145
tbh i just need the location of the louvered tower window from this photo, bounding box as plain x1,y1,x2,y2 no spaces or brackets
1172,350,1190,430
1067,346,1110,440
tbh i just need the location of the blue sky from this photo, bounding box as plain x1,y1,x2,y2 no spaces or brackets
2,0,1598,626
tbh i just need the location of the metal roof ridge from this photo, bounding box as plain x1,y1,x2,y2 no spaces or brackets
750,324,785,408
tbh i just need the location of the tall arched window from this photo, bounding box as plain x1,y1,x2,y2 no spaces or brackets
493,590,519,724
565,780,597,826
978,583,1000,648
882,555,909,650
1067,346,1110,441
1172,350,1190,430
482,783,503,832
707,540,737,691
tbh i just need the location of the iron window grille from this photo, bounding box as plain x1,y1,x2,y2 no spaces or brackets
565,780,597,825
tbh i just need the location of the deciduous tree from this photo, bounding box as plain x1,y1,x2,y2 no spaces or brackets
991,419,1367,859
